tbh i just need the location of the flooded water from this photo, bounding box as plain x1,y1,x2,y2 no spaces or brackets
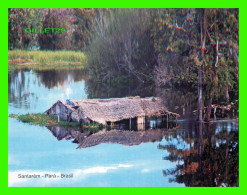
8,69,239,187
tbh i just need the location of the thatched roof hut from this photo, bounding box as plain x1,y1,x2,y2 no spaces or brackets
46,96,178,125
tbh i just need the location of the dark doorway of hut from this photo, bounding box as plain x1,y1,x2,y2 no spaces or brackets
105,115,179,131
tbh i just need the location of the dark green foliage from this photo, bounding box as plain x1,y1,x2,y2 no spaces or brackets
8,8,42,50
38,9,70,50
152,9,199,88
86,9,156,83
71,8,98,50
151,8,238,110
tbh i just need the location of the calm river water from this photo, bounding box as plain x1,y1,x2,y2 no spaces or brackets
8,69,239,187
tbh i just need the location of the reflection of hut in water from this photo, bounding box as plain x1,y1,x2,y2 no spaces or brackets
47,126,91,143
45,96,180,129
78,129,168,148
46,126,174,148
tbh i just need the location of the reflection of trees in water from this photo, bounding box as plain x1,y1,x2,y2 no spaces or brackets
160,121,239,187
8,69,38,109
8,69,24,103
86,79,154,99
35,69,88,89
9,68,197,116
8,68,88,110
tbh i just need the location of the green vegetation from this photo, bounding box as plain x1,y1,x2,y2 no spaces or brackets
8,50,87,68
151,9,239,121
8,8,96,51
8,64,86,72
86,9,155,83
8,9,239,121
8,113,102,128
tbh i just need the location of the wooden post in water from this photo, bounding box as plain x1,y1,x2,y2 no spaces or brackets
155,116,158,128
166,114,168,129
137,116,145,130
214,107,217,119
57,115,60,123
137,116,145,124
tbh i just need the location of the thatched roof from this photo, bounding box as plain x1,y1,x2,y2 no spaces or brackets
47,96,170,124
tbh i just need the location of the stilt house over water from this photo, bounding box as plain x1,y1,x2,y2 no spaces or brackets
45,96,179,125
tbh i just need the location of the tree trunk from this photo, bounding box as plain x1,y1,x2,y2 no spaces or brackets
198,122,203,173
225,85,230,102
205,97,212,121
198,66,203,121
197,9,206,122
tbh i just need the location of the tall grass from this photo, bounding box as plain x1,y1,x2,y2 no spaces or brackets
8,50,87,66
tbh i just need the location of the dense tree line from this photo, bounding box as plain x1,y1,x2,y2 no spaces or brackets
8,8,95,50
151,9,238,121
8,8,239,120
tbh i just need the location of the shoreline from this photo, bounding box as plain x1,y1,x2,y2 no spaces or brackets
8,63,86,71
